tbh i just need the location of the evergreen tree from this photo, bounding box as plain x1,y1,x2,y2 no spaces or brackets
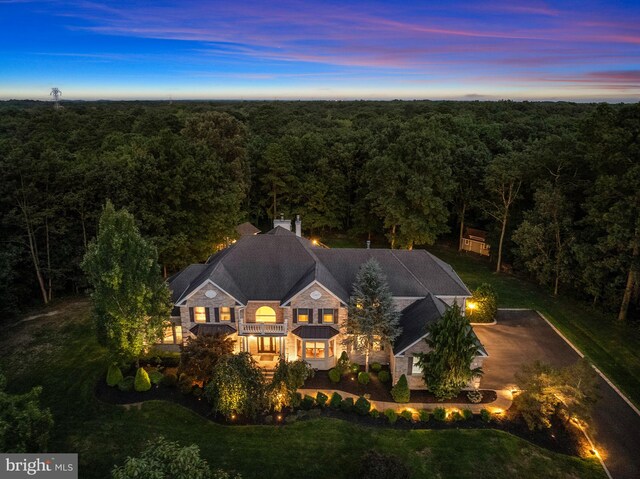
81,201,171,363
344,259,401,371
415,303,483,400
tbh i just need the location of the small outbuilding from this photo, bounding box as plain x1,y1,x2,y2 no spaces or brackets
461,227,490,257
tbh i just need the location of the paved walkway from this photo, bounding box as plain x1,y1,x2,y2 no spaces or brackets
474,310,640,479
298,388,512,415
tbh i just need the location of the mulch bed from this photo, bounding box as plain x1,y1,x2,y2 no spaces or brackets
304,369,497,404
95,379,586,457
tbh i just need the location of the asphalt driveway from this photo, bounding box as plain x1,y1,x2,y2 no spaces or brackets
473,310,640,479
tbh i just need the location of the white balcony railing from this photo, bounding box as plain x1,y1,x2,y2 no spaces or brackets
238,320,287,336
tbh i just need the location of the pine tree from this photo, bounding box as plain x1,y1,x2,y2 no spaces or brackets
344,259,401,371
415,303,483,400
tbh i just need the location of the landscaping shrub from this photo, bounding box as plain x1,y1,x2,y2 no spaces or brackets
450,410,464,421
329,392,342,408
357,451,410,479
350,363,360,374
301,395,315,411
134,367,152,392
117,376,135,392
316,391,328,408
400,410,413,422
148,369,164,385
340,397,354,413
467,389,483,404
433,407,446,421
370,362,382,373
178,375,195,395
480,408,491,423
336,351,350,375
377,370,390,383
354,396,371,415
370,409,380,419
418,410,430,422
328,368,341,383
391,374,410,403
162,373,178,387
267,358,315,412
106,364,123,387
358,372,370,385
178,334,235,384
384,409,398,424
292,392,302,408
469,283,498,323
463,409,473,420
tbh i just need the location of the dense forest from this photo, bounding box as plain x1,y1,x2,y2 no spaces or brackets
0,100,638,322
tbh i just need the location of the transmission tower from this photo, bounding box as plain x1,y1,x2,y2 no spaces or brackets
50,87,62,109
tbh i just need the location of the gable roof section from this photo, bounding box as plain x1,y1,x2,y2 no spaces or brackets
236,222,261,236
169,229,470,308
393,295,448,355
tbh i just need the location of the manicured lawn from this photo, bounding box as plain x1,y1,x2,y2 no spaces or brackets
0,299,605,479
427,244,640,408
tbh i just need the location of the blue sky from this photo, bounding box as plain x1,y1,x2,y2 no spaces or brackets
0,0,639,101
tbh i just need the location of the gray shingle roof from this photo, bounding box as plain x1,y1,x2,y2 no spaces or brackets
189,324,237,336
292,325,340,339
236,222,261,236
393,295,448,354
169,228,470,307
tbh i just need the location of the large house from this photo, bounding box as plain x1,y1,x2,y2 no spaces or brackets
163,219,486,389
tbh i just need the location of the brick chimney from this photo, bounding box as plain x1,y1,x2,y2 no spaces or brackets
295,215,302,237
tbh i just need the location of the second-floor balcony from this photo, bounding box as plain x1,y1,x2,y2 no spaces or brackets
238,319,287,336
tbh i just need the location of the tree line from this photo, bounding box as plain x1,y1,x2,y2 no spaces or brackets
0,100,638,321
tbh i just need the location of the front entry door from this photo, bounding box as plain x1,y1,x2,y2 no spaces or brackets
258,337,277,354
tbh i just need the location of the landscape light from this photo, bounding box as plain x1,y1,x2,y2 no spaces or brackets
312,239,318,245
466,301,477,310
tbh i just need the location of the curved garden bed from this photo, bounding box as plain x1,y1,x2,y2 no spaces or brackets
95,375,588,459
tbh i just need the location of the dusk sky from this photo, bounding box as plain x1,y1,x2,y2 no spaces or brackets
1,0,639,101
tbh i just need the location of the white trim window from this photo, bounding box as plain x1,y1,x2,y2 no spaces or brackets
193,306,207,323
220,306,231,321
411,358,422,375
162,323,183,344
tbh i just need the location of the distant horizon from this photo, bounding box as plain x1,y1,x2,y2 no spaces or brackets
1,1,639,102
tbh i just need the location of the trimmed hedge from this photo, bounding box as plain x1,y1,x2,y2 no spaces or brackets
106,364,123,387
328,368,341,383
329,392,342,408
134,367,152,392
400,410,413,422
463,409,473,420
370,408,380,419
358,372,370,385
354,396,371,415
377,370,390,383
384,409,398,424
148,370,164,385
162,373,178,387
481,408,491,423
301,395,315,410
340,397,354,412
370,362,382,373
433,407,446,421
418,410,430,422
316,391,329,407
391,374,410,403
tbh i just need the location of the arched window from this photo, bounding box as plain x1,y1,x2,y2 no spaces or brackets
255,306,277,323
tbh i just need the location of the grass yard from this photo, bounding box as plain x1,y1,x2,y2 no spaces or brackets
0,299,605,479
427,244,640,409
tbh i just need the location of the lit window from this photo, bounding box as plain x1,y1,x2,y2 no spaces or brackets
372,337,384,351
255,306,277,323
305,341,326,359
297,308,309,322
194,307,207,323
321,309,335,323
411,358,422,375
220,307,231,321
162,324,183,344
162,326,174,344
